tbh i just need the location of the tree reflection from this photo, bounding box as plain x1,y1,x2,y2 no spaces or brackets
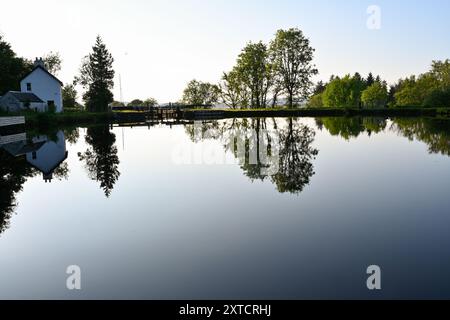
0,149,36,234
185,118,319,194
272,119,318,194
392,118,450,156
78,125,120,197
316,117,387,139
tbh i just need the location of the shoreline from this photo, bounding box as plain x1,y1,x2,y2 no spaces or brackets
1,107,449,130
182,107,450,120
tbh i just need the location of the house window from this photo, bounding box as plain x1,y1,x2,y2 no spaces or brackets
32,151,37,160
26,83,32,91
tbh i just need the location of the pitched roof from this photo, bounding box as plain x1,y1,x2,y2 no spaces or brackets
20,65,63,86
8,91,43,103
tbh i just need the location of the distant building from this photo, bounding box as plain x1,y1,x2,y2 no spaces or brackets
0,58,64,113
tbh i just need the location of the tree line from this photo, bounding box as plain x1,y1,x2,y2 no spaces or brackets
181,28,318,109
307,60,450,109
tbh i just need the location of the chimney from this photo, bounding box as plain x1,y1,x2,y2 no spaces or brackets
34,57,46,69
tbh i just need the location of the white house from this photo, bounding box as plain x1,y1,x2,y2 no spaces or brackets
0,58,64,113
21,58,64,113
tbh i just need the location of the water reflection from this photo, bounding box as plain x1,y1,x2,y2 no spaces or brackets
78,125,120,198
392,117,450,156
315,117,387,140
315,116,450,156
1,117,449,235
0,130,68,233
185,118,319,194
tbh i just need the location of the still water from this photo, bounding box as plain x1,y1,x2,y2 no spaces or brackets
1,117,450,299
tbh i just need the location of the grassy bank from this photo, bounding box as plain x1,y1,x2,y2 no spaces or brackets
182,107,450,120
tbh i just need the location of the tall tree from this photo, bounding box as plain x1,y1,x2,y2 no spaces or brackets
235,41,274,108
79,36,115,112
270,28,318,108
219,69,250,108
62,82,78,108
366,72,375,87
0,35,32,95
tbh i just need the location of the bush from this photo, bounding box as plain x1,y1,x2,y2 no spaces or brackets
307,93,324,108
423,89,450,108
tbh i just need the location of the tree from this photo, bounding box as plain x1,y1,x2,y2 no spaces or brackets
322,74,365,108
78,126,120,197
423,88,450,108
79,36,115,112
219,69,250,108
313,81,326,95
62,83,78,108
110,101,125,107
182,79,220,105
0,34,33,95
128,99,145,106
366,72,375,87
361,82,388,108
144,97,158,107
429,59,450,89
395,74,439,107
43,51,62,75
307,93,324,108
271,119,318,193
235,41,274,108
394,60,450,107
270,28,318,108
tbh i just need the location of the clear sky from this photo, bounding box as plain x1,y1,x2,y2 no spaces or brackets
1,0,449,103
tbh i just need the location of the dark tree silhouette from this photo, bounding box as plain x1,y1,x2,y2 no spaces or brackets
0,150,36,234
78,126,120,197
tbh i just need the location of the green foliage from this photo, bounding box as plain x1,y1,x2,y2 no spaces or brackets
43,51,62,75
182,79,220,105
423,88,450,108
270,28,318,108
235,41,274,108
128,99,145,106
394,59,450,107
366,72,375,87
361,82,388,108
110,101,125,107
79,36,115,112
219,69,250,108
0,34,33,95
62,83,78,108
307,93,324,108
144,97,158,107
322,75,366,108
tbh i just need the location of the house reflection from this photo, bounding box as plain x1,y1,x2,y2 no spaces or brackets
0,130,68,182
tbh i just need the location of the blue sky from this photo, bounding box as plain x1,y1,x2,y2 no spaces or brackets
1,0,449,102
